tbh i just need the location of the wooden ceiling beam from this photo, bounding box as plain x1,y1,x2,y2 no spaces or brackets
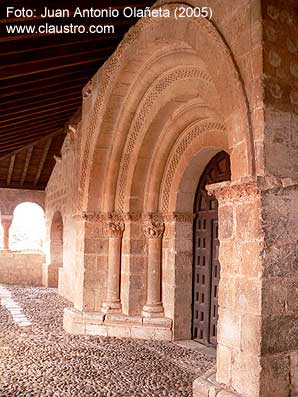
0,128,65,148
0,117,65,140
34,138,52,186
0,96,81,119
0,100,81,125
0,106,77,129
0,83,83,107
6,155,16,186
3,36,121,56
0,67,93,90
1,41,117,68
0,76,87,100
0,130,65,160
0,57,105,81
20,147,34,186
0,47,109,71
0,49,109,80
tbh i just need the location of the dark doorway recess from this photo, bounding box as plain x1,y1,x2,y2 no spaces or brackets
192,151,231,347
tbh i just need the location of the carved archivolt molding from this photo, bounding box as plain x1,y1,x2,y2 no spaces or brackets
160,121,225,212
115,66,212,212
142,214,165,239
78,16,152,211
78,3,251,212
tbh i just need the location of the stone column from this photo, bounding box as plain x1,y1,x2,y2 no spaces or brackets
194,177,298,397
142,214,165,318
102,213,125,313
1,215,13,251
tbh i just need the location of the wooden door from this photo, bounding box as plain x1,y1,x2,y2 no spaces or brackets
192,151,230,346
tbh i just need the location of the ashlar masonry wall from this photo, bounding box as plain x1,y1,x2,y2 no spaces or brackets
45,123,81,301
0,252,44,286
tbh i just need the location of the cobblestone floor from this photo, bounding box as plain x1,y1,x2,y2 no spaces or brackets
0,286,215,397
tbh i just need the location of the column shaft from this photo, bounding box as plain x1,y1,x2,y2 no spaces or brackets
146,237,162,305
102,214,124,313
142,215,164,318
1,215,13,251
102,237,122,310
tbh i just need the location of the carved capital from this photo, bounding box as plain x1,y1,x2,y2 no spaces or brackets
104,213,125,238
206,178,260,202
143,214,164,239
1,214,13,227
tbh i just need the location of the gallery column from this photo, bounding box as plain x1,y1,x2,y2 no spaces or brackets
1,215,13,251
142,214,165,318
102,213,125,313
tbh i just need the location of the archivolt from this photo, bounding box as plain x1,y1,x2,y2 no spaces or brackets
160,120,226,212
115,65,213,212
80,4,255,212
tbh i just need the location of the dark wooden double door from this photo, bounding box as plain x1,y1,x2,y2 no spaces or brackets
192,152,231,347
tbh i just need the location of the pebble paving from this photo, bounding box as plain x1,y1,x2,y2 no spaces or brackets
0,286,215,397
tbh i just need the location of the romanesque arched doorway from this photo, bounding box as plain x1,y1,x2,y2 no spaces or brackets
192,151,231,346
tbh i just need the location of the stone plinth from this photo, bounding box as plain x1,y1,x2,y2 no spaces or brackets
63,307,172,340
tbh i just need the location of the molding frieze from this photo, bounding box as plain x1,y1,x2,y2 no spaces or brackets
72,212,125,238
163,212,195,223
123,212,142,223
206,179,260,202
206,176,298,202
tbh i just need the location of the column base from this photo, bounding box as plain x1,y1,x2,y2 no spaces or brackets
63,307,172,340
101,301,122,314
193,368,239,397
142,303,164,318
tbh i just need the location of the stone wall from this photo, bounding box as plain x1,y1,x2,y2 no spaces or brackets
45,122,80,301
0,188,45,215
0,251,44,286
263,0,298,179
